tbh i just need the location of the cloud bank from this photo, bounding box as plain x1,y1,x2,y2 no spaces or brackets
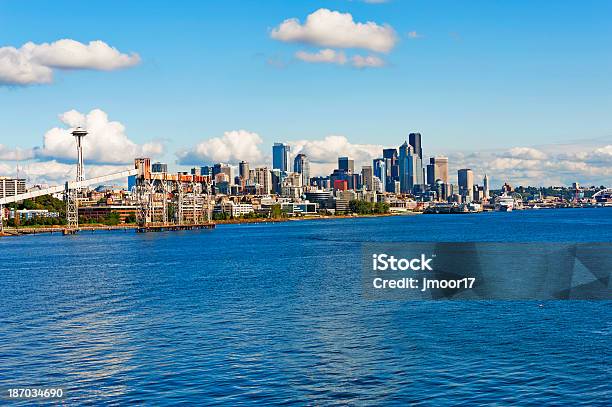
0,39,140,85
37,109,163,165
271,8,397,53
443,140,612,188
177,130,265,165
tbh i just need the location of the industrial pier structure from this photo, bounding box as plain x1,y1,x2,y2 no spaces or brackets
132,158,215,232
0,127,215,235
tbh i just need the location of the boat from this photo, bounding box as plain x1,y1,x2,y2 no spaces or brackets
495,194,514,212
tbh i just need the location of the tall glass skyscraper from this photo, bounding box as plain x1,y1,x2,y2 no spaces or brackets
458,168,474,201
382,148,398,192
338,157,354,173
373,158,386,191
239,161,250,180
408,133,424,191
293,153,310,187
398,142,415,193
272,143,291,172
409,133,423,160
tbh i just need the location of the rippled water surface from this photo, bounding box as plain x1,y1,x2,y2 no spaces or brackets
1,209,611,405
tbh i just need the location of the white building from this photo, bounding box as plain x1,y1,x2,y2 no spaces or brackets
215,201,254,217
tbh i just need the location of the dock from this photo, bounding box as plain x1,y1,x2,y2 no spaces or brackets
1,223,215,236
136,223,216,233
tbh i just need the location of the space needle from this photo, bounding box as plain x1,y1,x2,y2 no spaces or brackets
72,127,88,183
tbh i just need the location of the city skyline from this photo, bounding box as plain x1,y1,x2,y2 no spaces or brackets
0,1,611,187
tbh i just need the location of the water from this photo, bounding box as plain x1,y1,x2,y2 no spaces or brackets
1,209,611,405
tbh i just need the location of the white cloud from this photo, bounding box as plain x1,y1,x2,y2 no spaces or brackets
271,8,397,53
37,109,164,164
177,130,264,165
290,135,383,174
441,141,612,187
502,147,548,160
295,49,347,65
0,145,35,161
352,54,385,68
0,39,140,85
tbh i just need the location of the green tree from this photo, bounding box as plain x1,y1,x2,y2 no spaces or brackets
270,204,284,219
104,212,121,226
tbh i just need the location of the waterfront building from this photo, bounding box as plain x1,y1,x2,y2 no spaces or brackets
281,202,319,216
272,143,291,172
458,169,474,201
215,201,255,217
0,177,26,198
335,190,356,213
305,190,334,209
338,157,355,173
362,166,374,191
78,205,138,223
151,162,168,173
10,209,61,220
293,153,310,187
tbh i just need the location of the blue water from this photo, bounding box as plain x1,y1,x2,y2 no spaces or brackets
1,209,611,405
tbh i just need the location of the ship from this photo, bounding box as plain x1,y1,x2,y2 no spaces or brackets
495,193,515,212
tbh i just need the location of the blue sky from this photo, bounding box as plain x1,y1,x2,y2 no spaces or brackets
0,0,611,186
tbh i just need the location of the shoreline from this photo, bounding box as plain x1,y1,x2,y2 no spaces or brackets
0,212,415,236
2,206,608,236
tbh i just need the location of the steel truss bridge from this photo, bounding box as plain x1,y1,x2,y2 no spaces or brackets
0,158,214,235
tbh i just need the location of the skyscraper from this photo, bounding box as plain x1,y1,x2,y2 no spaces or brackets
483,174,490,199
398,141,416,193
213,163,233,183
362,166,374,191
409,133,423,160
427,156,449,186
255,167,272,195
272,143,291,172
458,169,474,201
382,148,398,192
338,157,354,173
426,162,435,186
373,158,386,192
239,161,250,180
293,153,310,187
408,133,424,191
